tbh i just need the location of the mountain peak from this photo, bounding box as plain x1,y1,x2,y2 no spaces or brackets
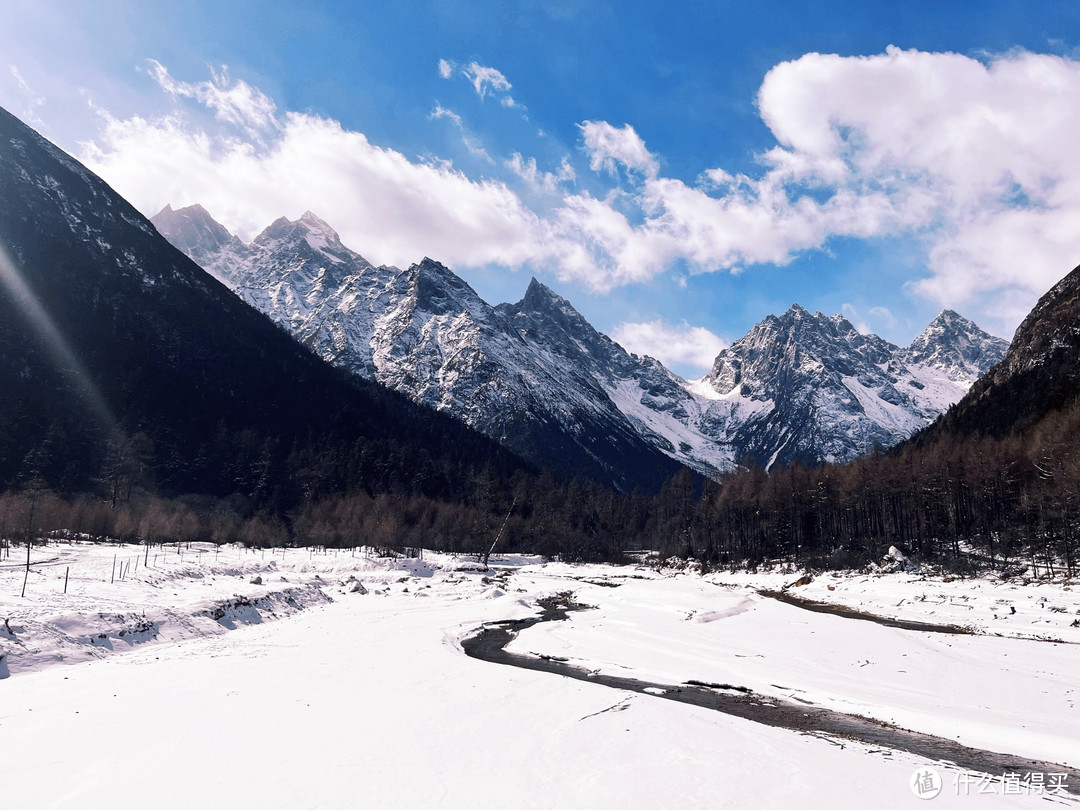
253,212,350,258
150,203,235,263
928,309,972,330
923,264,1080,440
904,309,1007,381
258,216,293,240
521,276,565,309
298,210,337,235
775,303,833,332
411,257,484,314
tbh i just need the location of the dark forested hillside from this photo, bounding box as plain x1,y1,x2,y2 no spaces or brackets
0,105,530,509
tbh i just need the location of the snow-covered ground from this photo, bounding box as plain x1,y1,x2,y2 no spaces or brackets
1,542,1077,808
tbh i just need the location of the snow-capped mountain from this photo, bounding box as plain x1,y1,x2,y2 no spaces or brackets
694,305,1009,468
153,205,1009,476
901,309,1009,383
152,205,685,489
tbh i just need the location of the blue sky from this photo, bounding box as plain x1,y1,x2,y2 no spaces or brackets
4,1,1080,376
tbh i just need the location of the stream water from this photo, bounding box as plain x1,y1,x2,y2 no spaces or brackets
461,604,1079,790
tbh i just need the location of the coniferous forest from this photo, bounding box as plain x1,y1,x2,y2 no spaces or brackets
3,389,1077,577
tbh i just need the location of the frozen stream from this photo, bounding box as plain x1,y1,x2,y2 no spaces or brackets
3,544,1078,807
462,599,1080,788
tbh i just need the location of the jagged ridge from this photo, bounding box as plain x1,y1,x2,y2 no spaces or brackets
153,205,1009,476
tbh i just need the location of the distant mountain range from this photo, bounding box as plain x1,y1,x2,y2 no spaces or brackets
154,204,1009,476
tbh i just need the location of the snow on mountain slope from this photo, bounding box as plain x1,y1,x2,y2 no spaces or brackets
152,206,684,488
152,205,1008,476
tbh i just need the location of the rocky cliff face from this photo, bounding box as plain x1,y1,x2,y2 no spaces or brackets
154,205,1009,476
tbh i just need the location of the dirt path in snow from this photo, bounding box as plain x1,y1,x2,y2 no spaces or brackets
462,609,1080,792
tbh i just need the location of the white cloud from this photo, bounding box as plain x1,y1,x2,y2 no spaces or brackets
611,320,726,375
81,100,547,271
841,303,897,335
841,303,870,334
868,306,896,329
430,103,491,161
754,47,1080,330
505,152,575,194
579,121,658,177
437,59,454,80
430,103,462,127
74,51,1080,337
463,62,513,100
550,48,1080,333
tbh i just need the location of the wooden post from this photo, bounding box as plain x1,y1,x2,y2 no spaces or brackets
21,497,35,598
111,554,116,584
20,538,31,598
483,498,516,568
63,566,69,594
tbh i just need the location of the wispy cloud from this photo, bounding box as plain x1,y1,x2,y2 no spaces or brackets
505,152,575,194
82,75,543,269
579,121,657,177
144,59,277,137
540,48,1080,337
440,59,526,116
430,103,462,127
754,47,1080,331
463,62,512,99
8,64,45,126
869,306,897,329
430,103,491,161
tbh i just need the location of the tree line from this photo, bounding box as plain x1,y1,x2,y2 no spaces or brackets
651,399,1080,576
4,400,1079,576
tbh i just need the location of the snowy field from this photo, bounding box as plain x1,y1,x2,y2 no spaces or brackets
1,541,1078,808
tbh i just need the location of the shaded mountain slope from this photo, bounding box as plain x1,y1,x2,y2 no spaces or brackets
0,105,529,504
